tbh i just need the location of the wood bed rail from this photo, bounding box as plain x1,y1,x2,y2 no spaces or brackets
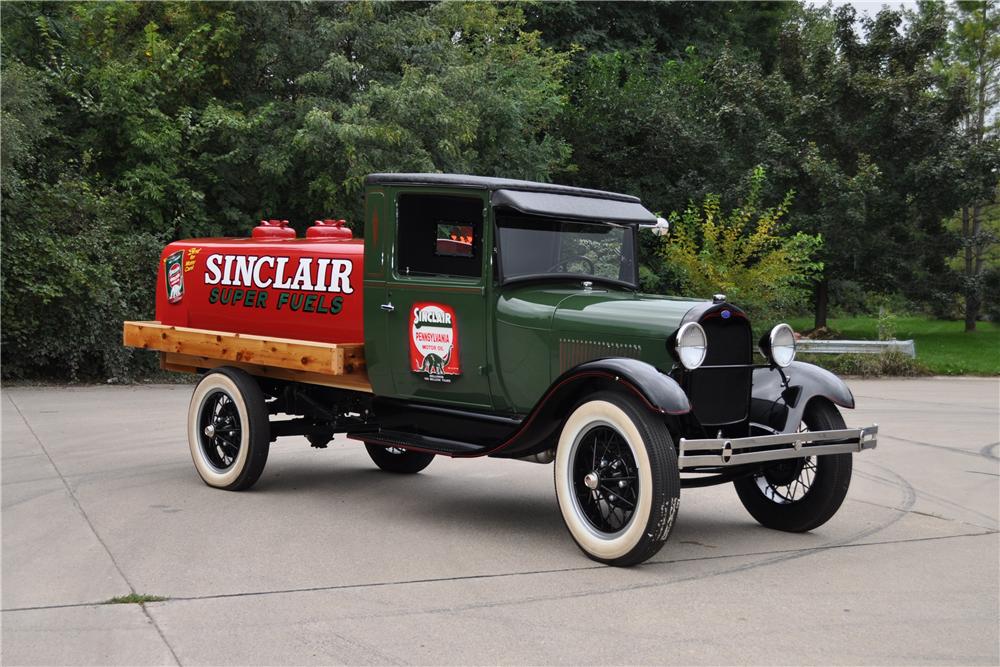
122,321,371,393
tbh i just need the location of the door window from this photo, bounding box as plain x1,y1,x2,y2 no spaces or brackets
397,195,483,278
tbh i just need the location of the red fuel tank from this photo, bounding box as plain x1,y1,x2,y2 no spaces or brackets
155,235,365,344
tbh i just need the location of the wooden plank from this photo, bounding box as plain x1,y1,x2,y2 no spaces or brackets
162,352,373,393
124,321,366,377
343,345,367,374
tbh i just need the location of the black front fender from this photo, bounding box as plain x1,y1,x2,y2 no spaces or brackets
488,358,690,458
567,358,692,416
750,361,855,434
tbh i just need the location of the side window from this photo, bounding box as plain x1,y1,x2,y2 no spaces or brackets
397,194,483,278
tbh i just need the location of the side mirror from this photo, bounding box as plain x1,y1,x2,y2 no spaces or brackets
642,217,670,237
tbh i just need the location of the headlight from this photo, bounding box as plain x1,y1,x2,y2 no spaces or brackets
674,322,707,370
760,323,796,368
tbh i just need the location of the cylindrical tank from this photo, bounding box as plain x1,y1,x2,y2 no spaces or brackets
306,219,353,240
155,235,365,344
252,219,296,240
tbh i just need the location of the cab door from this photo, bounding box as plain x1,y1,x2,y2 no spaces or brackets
382,190,492,409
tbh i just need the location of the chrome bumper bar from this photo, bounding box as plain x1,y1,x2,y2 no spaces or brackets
678,425,878,470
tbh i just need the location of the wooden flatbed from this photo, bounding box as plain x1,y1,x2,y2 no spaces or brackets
122,321,371,392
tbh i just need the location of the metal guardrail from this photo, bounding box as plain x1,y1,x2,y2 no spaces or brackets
796,339,916,358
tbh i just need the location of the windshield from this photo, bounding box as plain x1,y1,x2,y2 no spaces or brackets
496,213,637,287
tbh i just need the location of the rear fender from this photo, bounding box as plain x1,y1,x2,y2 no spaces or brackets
750,361,855,434
489,358,690,458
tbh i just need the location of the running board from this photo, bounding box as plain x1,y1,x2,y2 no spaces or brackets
355,430,488,456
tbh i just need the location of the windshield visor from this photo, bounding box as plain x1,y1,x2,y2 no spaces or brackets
496,213,637,287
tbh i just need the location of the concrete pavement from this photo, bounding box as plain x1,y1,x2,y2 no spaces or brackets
2,378,998,665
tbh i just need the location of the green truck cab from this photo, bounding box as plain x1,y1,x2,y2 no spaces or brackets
157,173,878,567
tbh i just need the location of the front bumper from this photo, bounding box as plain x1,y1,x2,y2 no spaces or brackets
677,425,878,470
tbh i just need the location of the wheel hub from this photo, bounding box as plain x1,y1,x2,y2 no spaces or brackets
570,425,640,536
763,458,804,486
198,390,242,471
755,455,817,504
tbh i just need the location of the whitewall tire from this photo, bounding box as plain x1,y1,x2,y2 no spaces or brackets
554,391,680,566
188,367,270,491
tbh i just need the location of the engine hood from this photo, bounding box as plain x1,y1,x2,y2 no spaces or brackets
498,285,705,335
496,284,708,371
552,291,705,340
494,284,715,411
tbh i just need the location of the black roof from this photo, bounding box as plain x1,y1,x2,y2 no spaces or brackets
365,173,641,203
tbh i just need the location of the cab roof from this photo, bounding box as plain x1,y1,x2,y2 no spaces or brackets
365,173,655,224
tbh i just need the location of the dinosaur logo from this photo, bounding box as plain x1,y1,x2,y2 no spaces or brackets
420,350,450,375
410,303,460,382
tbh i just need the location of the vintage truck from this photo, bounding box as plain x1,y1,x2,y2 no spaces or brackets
124,173,877,566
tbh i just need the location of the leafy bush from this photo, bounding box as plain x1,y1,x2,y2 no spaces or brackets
1,177,163,381
796,352,931,378
659,166,823,322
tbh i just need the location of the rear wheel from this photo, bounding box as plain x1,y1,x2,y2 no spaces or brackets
365,445,435,474
734,399,853,532
554,391,680,567
188,367,270,491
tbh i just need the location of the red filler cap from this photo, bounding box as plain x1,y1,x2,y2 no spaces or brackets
306,218,353,240
252,219,296,240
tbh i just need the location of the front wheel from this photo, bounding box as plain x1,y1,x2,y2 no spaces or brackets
734,399,853,532
554,391,680,567
365,445,435,474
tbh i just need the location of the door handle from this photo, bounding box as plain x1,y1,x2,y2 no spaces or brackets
380,302,395,312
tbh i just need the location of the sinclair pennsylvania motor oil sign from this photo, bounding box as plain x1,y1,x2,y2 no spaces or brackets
410,303,461,382
165,250,185,303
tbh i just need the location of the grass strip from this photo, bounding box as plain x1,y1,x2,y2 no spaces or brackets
786,316,999,375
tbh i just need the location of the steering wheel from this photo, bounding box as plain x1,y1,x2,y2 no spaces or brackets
547,255,595,274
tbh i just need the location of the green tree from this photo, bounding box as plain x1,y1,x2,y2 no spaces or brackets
555,4,971,326
772,3,969,327
940,0,1000,330
0,1,572,380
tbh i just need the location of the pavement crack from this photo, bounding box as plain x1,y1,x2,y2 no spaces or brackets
880,434,996,460
3,530,994,614
850,498,952,522
334,532,1000,622
855,466,999,529
141,604,183,666
852,393,998,413
980,442,1000,461
5,394,182,666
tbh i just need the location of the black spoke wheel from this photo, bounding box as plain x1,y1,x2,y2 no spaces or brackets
570,425,641,535
365,444,435,474
754,456,817,504
188,368,270,491
734,399,853,532
198,391,243,470
555,391,680,567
